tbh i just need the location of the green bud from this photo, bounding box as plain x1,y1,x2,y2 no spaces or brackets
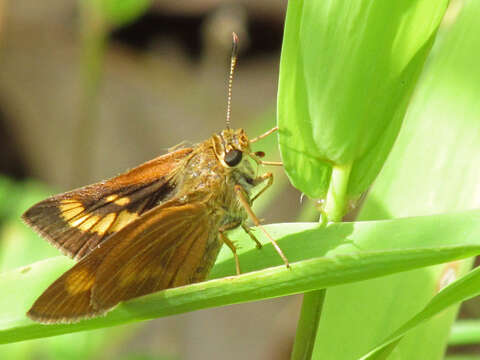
277,0,449,200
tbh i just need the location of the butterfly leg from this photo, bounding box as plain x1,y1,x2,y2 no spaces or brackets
259,160,283,166
219,221,242,275
234,185,290,268
251,172,273,203
241,223,262,249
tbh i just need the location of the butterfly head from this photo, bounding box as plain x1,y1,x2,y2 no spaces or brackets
212,128,251,168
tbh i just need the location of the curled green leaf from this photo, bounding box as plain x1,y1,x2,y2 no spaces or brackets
277,0,449,199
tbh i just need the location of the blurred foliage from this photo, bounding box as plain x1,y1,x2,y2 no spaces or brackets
2,0,480,359
0,176,57,271
86,0,152,28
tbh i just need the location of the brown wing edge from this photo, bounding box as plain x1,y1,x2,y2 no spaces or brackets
22,148,194,260
27,307,111,325
26,243,112,324
21,197,98,259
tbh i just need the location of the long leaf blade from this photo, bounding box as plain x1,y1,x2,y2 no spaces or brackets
2,210,480,343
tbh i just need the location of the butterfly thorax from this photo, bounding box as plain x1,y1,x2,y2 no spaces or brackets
172,130,258,229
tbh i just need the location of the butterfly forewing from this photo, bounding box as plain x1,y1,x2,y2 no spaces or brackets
22,148,193,260
27,199,212,323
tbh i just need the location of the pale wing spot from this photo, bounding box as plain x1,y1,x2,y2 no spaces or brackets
65,268,95,295
61,206,85,220
117,266,160,287
109,210,139,233
59,201,83,211
77,215,100,231
106,194,119,202
59,201,85,221
114,197,131,206
92,213,116,235
70,214,90,227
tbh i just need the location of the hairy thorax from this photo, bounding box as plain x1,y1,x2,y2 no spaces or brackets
174,141,257,228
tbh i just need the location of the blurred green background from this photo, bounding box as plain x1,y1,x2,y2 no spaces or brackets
0,1,309,359
1,0,480,359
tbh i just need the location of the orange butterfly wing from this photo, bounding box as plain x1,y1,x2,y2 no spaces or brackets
27,199,214,324
22,148,193,260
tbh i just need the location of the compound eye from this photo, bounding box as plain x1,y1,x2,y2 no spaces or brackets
224,149,243,167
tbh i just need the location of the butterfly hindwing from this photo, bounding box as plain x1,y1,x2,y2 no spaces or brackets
26,243,108,323
27,199,214,324
22,148,193,260
92,201,212,310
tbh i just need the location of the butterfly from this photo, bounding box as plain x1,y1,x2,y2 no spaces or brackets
22,33,288,324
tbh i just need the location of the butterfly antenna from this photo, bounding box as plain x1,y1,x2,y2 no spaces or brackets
226,32,239,130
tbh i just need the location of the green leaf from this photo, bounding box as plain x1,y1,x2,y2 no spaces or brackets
2,210,480,343
277,0,449,198
312,1,480,359
360,266,480,359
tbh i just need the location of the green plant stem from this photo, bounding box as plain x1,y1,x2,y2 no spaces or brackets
291,290,326,359
449,320,480,346
292,163,353,359
72,1,108,187
324,163,353,222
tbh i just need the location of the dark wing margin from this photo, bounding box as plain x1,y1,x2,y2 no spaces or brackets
27,200,213,324
22,148,193,260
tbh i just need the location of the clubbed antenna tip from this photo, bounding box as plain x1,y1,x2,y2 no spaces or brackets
231,32,239,58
